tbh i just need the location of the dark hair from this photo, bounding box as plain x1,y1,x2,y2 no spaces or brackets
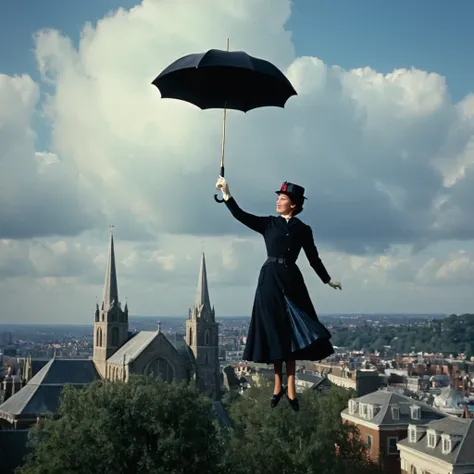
288,194,304,216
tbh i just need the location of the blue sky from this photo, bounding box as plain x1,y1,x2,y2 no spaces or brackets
1,0,473,102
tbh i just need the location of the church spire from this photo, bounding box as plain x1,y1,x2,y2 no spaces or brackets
103,226,119,311
195,252,211,312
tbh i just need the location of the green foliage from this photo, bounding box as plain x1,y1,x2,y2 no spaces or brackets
221,381,384,474
18,376,384,474
330,313,474,355
17,376,222,474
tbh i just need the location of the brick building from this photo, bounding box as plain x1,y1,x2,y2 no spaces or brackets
341,390,446,474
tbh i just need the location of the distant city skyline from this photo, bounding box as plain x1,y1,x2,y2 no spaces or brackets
1,0,474,323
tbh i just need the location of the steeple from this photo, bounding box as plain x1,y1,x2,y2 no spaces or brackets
195,252,211,314
185,252,220,400
103,227,119,311
93,227,128,378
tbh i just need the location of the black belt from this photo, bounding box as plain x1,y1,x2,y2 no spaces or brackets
266,257,287,265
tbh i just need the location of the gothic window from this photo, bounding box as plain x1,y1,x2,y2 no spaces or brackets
204,352,208,365
204,329,210,345
96,327,103,347
111,327,119,347
146,357,174,383
189,328,193,346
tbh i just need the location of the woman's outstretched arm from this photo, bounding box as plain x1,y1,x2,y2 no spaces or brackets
302,225,331,284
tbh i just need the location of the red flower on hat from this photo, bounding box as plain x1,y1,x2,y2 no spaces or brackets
281,182,288,192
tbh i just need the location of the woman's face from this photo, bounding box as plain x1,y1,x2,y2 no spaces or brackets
276,193,295,215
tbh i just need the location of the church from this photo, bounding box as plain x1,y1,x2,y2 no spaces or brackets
0,232,222,430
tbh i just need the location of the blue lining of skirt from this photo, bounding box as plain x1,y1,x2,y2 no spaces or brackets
284,295,328,352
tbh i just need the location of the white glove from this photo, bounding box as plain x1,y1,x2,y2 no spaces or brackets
216,175,231,201
328,279,342,290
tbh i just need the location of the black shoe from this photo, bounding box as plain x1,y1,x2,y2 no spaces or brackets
270,386,286,408
286,395,299,412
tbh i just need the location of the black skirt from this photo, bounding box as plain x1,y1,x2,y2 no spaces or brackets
243,259,335,363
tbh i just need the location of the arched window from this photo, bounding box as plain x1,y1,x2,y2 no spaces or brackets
96,327,103,347
146,357,174,383
204,329,211,345
189,328,193,346
111,327,119,347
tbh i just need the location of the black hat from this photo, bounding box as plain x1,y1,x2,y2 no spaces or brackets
275,181,307,200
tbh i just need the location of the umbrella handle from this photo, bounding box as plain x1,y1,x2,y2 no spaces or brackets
214,60,229,205
214,166,225,203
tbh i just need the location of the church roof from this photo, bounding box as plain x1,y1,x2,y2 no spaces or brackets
173,335,196,367
0,359,100,422
107,330,159,365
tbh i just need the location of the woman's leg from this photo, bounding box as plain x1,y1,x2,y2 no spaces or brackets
286,359,296,399
273,360,283,395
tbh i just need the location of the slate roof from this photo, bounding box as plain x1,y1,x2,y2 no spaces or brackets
296,373,333,394
0,358,100,422
28,359,49,379
398,417,474,466
173,336,195,368
107,330,159,365
341,389,446,427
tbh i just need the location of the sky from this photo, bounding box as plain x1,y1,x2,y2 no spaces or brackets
1,0,474,324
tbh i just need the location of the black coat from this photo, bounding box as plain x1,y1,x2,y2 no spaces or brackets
225,197,335,363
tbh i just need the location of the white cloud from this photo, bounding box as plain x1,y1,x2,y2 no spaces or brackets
1,0,474,322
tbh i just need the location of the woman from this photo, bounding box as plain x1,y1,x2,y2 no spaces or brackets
216,176,342,412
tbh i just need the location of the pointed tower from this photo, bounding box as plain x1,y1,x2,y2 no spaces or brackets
186,253,220,400
93,228,129,378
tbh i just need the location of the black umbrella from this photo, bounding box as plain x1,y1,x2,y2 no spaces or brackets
152,39,297,203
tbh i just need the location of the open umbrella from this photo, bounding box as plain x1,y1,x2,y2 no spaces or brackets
152,39,297,203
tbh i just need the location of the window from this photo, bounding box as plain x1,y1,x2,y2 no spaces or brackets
366,434,373,451
96,327,103,347
391,406,400,420
441,435,451,454
367,404,374,419
359,403,368,418
408,426,417,443
387,437,398,455
349,400,358,415
427,430,437,448
146,357,174,383
410,405,421,420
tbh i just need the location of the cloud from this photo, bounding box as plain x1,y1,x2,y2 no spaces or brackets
27,2,474,255
1,0,474,321
0,73,102,240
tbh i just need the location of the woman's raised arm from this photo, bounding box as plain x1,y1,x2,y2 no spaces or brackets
216,176,267,234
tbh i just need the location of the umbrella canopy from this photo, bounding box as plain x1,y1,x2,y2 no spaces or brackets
152,49,297,112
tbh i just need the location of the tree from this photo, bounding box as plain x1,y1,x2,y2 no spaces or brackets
17,376,222,474
221,381,384,474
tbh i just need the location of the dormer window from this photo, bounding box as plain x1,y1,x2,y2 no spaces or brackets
441,434,452,454
427,429,437,448
359,403,368,418
408,425,417,443
410,405,421,420
349,399,358,415
391,406,400,420
367,404,374,419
